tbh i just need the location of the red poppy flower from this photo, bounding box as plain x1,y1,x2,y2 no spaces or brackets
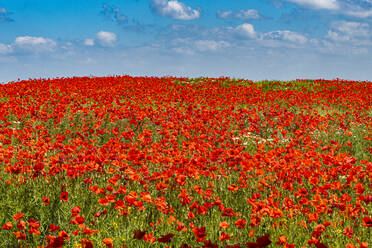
256,234,272,247
235,218,247,229
58,230,69,239
222,208,235,217
98,197,109,206
81,238,94,248
188,211,195,219
49,224,60,232
16,220,26,230
103,238,113,248
28,227,41,235
228,184,239,191
2,222,12,230
72,216,85,225
60,191,69,201
246,234,271,248
71,206,81,217
42,196,50,205
202,240,218,248
144,233,156,244
192,226,206,242
314,242,328,248
13,231,26,240
13,213,24,221
49,236,64,248
157,233,174,243
359,242,369,248
28,218,40,228
362,216,372,227
219,232,231,241
133,230,146,240
219,221,230,230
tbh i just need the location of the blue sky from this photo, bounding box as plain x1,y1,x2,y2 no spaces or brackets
1,0,372,82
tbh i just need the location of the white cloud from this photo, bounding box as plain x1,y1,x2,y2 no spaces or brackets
13,36,57,53
150,0,200,20
84,38,95,46
326,21,370,42
236,9,261,19
264,30,308,44
0,43,12,54
316,20,371,55
96,31,117,47
342,1,372,18
338,1,372,18
326,30,349,42
217,10,233,19
284,0,372,19
167,38,229,54
235,23,256,39
286,0,339,9
194,40,230,52
345,9,372,18
335,21,369,36
217,9,260,19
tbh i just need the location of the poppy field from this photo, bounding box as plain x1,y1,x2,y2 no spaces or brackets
0,76,371,248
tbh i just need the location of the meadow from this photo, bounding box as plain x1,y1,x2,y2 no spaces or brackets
0,76,371,248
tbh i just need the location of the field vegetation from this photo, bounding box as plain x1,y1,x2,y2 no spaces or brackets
0,76,371,247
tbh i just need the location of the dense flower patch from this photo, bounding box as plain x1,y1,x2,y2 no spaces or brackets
0,76,371,247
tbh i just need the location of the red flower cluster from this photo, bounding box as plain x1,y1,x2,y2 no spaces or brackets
0,76,371,247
